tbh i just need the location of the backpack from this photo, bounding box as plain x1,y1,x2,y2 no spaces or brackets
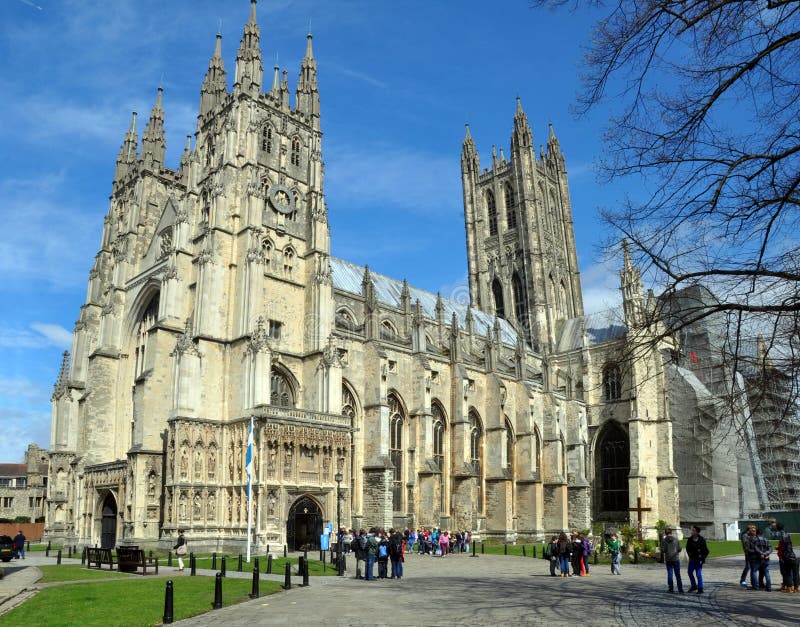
378,543,388,558
782,538,797,564
389,536,403,557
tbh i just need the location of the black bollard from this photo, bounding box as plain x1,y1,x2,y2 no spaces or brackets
634,547,639,565
302,557,310,587
149,550,153,559
190,553,197,576
73,545,77,555
267,554,273,574
322,549,326,572
68,546,72,558
533,545,537,559
472,541,478,558
47,540,51,552
298,556,305,586
221,555,227,577
238,554,243,572
319,549,324,562
81,546,86,565
304,548,308,564
26,541,30,552
163,580,174,624
283,545,287,558
523,545,526,557
57,549,62,565
338,552,345,576
168,551,172,567
504,544,507,556
45,545,49,558
212,552,217,570
266,544,270,555
212,572,223,609
250,562,260,599
254,557,260,573
283,561,292,590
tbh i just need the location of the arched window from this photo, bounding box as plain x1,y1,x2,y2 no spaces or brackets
134,294,159,378
504,417,514,474
335,309,357,332
597,422,630,512
290,137,301,166
505,183,517,229
560,280,569,318
283,247,294,276
469,410,483,513
261,126,273,154
487,190,498,236
492,279,505,319
603,364,621,401
262,238,272,269
380,320,398,341
512,274,529,343
270,368,295,407
389,393,405,511
342,385,357,421
432,401,446,513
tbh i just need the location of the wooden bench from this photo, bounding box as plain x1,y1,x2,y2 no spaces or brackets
116,547,159,575
85,547,116,570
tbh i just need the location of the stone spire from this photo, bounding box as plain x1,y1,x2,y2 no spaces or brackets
141,87,166,169
620,240,645,327
234,0,263,97
512,96,533,149
51,350,70,401
296,33,320,118
114,111,138,184
491,144,498,169
461,123,480,171
178,134,192,182
199,32,227,118
271,63,280,95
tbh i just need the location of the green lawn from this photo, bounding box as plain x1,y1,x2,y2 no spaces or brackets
36,565,134,583
189,554,337,576
1,575,283,626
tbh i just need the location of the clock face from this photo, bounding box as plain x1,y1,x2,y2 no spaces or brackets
269,184,295,215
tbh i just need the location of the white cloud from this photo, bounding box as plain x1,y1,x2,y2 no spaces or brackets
0,325,72,350
30,323,73,349
0,408,50,460
580,259,621,315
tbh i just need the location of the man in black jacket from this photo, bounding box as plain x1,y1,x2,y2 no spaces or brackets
686,525,710,593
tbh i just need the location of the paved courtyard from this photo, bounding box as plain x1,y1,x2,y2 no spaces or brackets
1,551,798,625
177,552,798,626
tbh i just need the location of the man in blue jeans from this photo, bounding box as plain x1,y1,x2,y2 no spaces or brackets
749,527,772,591
365,528,378,581
660,527,684,593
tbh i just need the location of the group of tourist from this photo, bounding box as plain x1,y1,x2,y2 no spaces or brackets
546,530,596,577
408,528,471,556
739,522,799,593
346,528,405,581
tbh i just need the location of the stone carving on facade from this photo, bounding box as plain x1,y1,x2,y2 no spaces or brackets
194,447,203,480
180,445,188,480
162,264,179,282
228,453,234,482
267,489,277,517
322,336,342,367
226,491,232,523
246,246,265,264
175,206,189,224
284,443,294,478
266,441,277,476
197,247,214,266
246,316,271,355
172,321,201,358
207,492,216,519
193,492,201,520
208,446,217,480
179,491,187,520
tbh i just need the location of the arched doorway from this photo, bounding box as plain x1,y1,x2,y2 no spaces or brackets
595,422,630,518
286,496,322,550
100,493,118,549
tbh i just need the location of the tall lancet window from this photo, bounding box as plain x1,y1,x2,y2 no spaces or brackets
134,295,159,378
504,417,515,474
469,410,483,513
270,367,295,407
262,126,273,154
487,190,498,236
505,183,517,229
432,402,446,511
512,273,529,341
389,393,405,511
492,279,505,319
290,137,301,166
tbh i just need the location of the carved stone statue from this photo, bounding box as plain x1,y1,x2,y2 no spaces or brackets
208,448,217,479
179,492,187,520
207,492,216,519
180,447,188,480
267,490,277,517
147,472,156,498
193,493,201,520
194,448,203,479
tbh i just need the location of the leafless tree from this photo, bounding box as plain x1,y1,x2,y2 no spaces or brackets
533,1,800,440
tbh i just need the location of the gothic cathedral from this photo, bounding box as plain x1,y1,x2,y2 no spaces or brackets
50,1,750,551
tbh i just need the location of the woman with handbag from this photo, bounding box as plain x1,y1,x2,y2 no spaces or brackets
174,529,187,572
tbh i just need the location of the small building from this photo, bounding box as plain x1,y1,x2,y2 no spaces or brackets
0,444,49,522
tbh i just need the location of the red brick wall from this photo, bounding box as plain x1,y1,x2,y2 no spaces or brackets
0,522,45,541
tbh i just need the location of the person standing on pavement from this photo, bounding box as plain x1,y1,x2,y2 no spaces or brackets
389,528,404,579
608,533,622,575
13,530,25,560
686,526,709,593
740,524,756,588
750,527,772,591
660,527,684,593
556,532,571,578
365,527,379,581
571,531,584,576
547,536,559,576
173,529,187,572
581,534,592,576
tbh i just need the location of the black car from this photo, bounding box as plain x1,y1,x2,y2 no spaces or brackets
0,535,14,562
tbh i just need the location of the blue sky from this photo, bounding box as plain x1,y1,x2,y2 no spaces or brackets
0,0,629,461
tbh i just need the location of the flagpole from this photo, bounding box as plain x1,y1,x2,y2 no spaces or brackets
246,415,254,563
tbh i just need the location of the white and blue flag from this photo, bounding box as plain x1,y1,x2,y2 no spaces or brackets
246,415,254,561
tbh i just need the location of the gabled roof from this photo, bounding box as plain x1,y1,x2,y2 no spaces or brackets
555,310,627,352
330,257,519,344
0,464,27,477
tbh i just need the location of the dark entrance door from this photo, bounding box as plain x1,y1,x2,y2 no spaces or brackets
287,496,322,550
100,493,117,549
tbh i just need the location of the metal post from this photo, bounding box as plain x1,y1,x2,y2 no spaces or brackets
68,546,72,558
212,552,217,570
284,545,287,558
267,554,273,574
221,555,227,577
168,551,172,567
533,545,537,559
472,540,478,558
163,580,174,624
238,554,243,572
212,572,223,609
250,562,260,599
504,544,507,556
266,544,270,555
302,556,310,587
57,549,62,565
523,545,526,557
634,547,639,565
190,553,196,576
81,546,86,565
481,542,485,554
283,561,291,590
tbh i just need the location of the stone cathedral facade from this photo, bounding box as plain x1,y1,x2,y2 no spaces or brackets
49,1,764,550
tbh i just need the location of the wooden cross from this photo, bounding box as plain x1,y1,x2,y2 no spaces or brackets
629,496,652,541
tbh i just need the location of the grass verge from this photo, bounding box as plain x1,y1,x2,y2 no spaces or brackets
36,565,134,583
1,575,283,626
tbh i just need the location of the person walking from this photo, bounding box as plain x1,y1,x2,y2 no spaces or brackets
608,533,622,575
439,531,450,557
13,530,25,560
686,526,709,593
740,524,756,588
750,527,772,591
173,529,187,572
660,527,684,593
557,532,571,578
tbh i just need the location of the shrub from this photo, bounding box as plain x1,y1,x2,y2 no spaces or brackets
35,516,45,523
13,516,31,523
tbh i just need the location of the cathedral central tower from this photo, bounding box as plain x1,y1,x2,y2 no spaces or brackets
461,99,583,353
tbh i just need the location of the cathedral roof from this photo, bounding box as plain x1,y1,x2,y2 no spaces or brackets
330,257,519,344
555,310,627,352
